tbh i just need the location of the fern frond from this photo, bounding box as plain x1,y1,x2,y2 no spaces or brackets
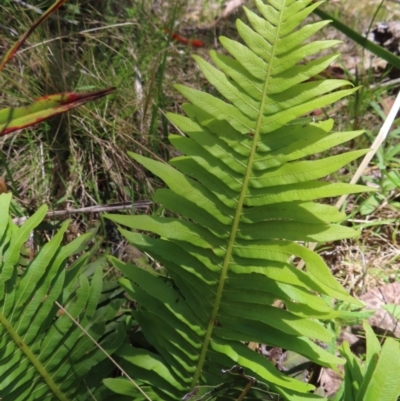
0,193,125,401
106,1,372,399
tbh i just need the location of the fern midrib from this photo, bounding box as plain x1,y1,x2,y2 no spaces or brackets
190,3,284,389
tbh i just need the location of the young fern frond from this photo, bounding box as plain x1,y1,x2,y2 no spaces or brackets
106,0,372,399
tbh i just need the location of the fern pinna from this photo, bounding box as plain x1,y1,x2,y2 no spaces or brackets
106,0,371,399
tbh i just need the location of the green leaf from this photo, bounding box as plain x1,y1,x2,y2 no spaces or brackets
361,338,400,401
363,321,381,373
0,193,12,244
336,323,400,401
382,303,400,320
340,341,363,401
0,89,115,137
355,322,381,401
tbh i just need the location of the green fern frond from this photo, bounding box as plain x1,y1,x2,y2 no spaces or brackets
0,193,125,401
106,0,372,399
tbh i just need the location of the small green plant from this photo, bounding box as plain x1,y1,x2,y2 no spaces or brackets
335,321,400,401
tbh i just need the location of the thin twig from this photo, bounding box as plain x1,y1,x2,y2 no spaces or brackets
12,200,152,226
55,301,152,401
370,77,400,89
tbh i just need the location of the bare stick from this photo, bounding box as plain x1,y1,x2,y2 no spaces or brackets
12,200,152,226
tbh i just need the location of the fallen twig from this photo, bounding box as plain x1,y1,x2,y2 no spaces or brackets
12,200,152,226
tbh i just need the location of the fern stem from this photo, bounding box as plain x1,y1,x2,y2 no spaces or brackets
0,312,70,401
190,4,282,389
